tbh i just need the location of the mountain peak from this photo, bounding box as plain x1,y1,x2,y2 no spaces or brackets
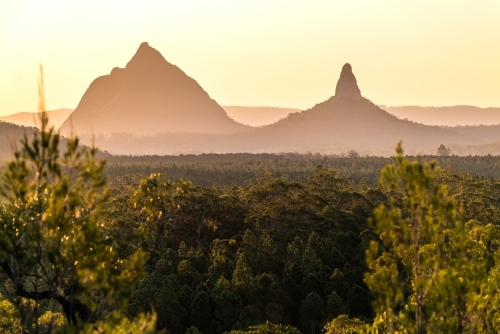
126,42,167,69
60,42,249,136
335,63,362,99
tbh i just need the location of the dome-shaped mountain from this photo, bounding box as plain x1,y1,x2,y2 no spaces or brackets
59,42,249,136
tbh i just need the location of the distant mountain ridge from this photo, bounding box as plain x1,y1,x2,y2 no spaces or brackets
0,122,37,160
224,105,500,128
60,42,249,136
383,105,500,126
223,106,300,127
0,119,112,162
0,109,73,129
4,104,498,130
257,97,475,154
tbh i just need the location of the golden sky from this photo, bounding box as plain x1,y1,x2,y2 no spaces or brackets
1,0,499,116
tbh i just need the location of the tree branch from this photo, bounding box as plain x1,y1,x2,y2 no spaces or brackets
0,261,53,300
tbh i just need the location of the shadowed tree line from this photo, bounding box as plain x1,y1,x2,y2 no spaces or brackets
102,152,500,188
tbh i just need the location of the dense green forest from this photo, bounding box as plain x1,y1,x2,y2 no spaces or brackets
3,117,500,333
102,152,500,333
0,122,500,333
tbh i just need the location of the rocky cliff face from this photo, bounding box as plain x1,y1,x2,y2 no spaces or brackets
335,63,362,99
60,42,249,136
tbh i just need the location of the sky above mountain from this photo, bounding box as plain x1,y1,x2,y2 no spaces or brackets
1,0,500,116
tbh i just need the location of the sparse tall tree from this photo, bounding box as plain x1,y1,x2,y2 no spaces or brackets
437,144,452,156
347,150,360,158
364,144,484,333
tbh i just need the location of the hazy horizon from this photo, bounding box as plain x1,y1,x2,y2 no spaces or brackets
2,1,500,117
7,104,500,129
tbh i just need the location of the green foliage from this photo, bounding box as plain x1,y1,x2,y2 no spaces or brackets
91,147,500,333
364,144,500,333
0,293,22,333
0,69,150,332
38,310,66,333
366,144,461,332
185,326,202,334
115,166,378,333
232,253,254,298
324,315,366,334
226,321,301,334
300,291,325,333
60,311,157,334
326,291,349,320
55,145,500,333
190,291,213,333
134,173,189,258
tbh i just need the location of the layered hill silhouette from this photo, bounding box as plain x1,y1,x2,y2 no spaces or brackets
224,105,500,128
72,57,482,156
383,105,500,126
59,42,249,136
223,106,300,127
0,122,37,160
0,108,73,129
0,118,112,162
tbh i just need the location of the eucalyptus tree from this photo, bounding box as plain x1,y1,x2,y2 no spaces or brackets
364,144,486,333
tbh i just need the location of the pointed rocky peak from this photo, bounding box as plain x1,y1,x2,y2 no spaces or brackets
335,63,362,99
126,42,169,70
110,67,124,76
59,41,250,137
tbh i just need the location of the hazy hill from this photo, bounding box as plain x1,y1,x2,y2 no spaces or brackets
60,42,249,136
446,124,500,143
383,105,500,126
78,63,481,156
222,106,299,126
257,98,475,155
0,122,37,160
0,120,113,163
0,108,73,129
